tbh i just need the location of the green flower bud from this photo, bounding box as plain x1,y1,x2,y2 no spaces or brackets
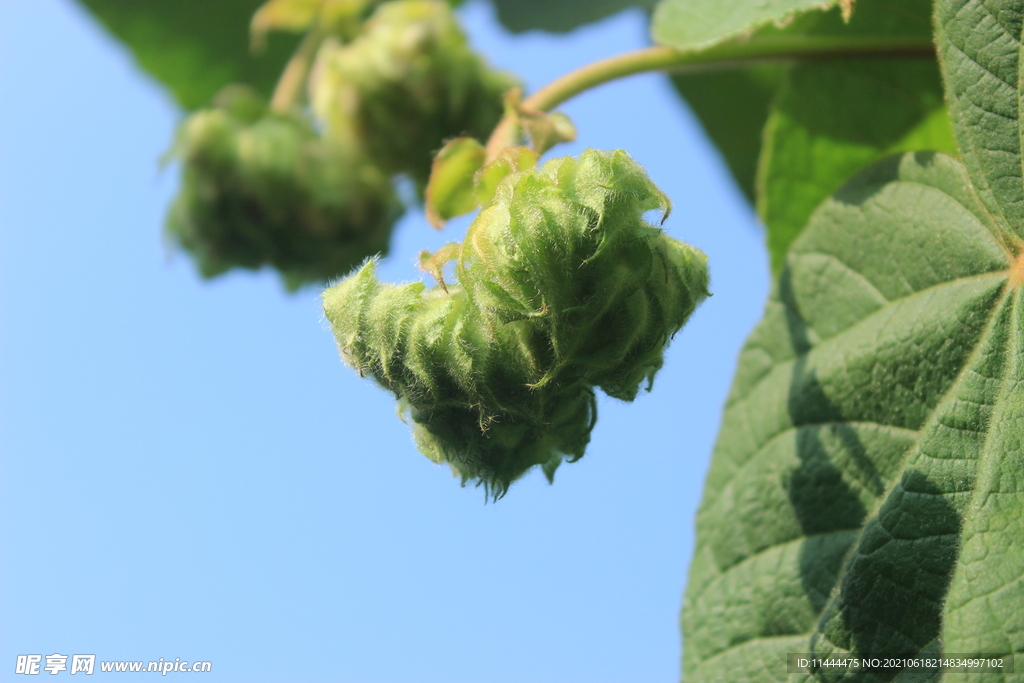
166,86,403,289
459,149,710,399
323,149,710,497
310,0,518,190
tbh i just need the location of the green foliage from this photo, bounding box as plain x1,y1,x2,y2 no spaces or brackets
757,0,957,273
652,0,848,50
937,0,1024,238
682,0,1024,670
76,0,297,110
669,65,783,204
651,0,954,272
656,0,954,272
165,85,403,289
425,142,544,227
472,146,540,207
73,0,650,115
310,0,517,191
489,0,657,33
72,0,465,111
323,149,709,497
682,149,1023,680
424,137,487,227
757,60,954,273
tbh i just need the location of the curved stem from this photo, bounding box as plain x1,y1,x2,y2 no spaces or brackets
485,36,936,160
270,29,325,114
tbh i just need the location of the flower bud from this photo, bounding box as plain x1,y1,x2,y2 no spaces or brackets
459,149,710,398
323,149,709,497
310,0,518,190
166,85,403,289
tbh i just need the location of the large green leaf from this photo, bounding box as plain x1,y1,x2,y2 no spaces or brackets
74,0,299,110
756,0,957,274
936,0,1024,237
683,150,1023,681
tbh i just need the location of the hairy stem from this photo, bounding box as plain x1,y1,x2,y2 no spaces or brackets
270,29,325,114
485,36,936,160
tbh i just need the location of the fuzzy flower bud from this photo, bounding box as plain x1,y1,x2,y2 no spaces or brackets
323,149,710,497
310,0,518,190
166,86,403,289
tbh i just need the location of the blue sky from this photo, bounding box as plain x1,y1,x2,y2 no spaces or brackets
0,1,769,681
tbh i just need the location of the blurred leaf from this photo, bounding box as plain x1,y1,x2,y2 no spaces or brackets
758,60,956,273
490,0,657,34
651,0,842,50
661,0,944,270
521,110,577,155
655,0,840,209
473,146,538,206
425,137,486,228
74,0,300,110
682,151,1022,680
755,0,954,273
669,65,783,204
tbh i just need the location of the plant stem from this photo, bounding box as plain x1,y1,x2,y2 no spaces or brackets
485,36,936,160
270,29,325,114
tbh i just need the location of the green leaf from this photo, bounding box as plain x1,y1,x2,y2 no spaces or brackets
472,146,539,206
652,0,843,51
660,0,951,271
520,110,577,156
758,60,956,274
669,65,783,204
756,0,957,274
682,151,1024,680
489,0,657,34
936,0,1024,239
74,0,299,110
655,0,819,206
425,137,486,228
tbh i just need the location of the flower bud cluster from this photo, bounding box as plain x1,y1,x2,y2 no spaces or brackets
310,0,518,190
323,149,710,497
167,1,515,288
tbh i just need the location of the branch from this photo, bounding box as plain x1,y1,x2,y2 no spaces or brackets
485,36,936,160
270,29,326,114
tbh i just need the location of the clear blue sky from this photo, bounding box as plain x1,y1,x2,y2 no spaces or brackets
0,1,768,681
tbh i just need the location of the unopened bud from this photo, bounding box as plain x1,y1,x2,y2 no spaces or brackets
311,0,518,190
166,86,403,289
323,149,709,497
